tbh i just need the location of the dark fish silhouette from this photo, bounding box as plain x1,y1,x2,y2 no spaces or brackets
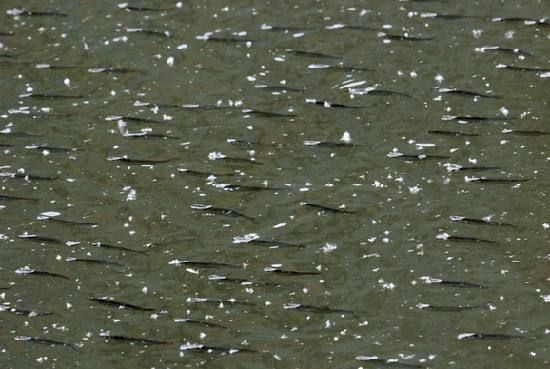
177,168,235,177
286,49,340,59
301,202,356,214
437,280,487,289
1,305,54,316
467,177,529,184
16,267,71,280
101,334,169,345
427,130,479,137
380,33,433,41
283,303,356,314
89,297,155,311
186,297,256,307
108,156,175,165
92,241,147,254
417,303,482,312
126,28,171,37
355,356,423,369
25,145,76,153
421,12,481,20
19,234,66,245
445,235,496,244
208,275,278,286
180,343,257,354
497,64,550,73
391,154,450,160
450,216,515,227
66,257,126,268
15,336,74,348
306,98,367,109
241,109,296,118
458,332,528,340
87,66,144,74
105,115,165,124
0,194,38,202
219,184,279,192
263,25,316,32
118,4,169,11
206,36,255,43
173,318,228,329
477,46,532,56
443,115,511,123
254,84,303,92
1,172,58,181
8,9,68,17
303,140,358,148
246,239,305,248
455,166,501,172
264,266,321,275
438,88,500,99
491,17,549,26
169,259,240,269
503,130,550,136
19,93,84,100
309,64,373,72
190,204,255,221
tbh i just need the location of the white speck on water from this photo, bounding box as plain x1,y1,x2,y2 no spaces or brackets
505,30,514,39
167,56,174,66
541,295,550,302
177,43,188,50
273,222,286,228
408,185,422,194
472,29,483,38
321,243,338,254
63,78,70,87
340,131,352,143
233,233,260,244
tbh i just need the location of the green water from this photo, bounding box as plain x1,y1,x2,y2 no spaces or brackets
0,0,549,368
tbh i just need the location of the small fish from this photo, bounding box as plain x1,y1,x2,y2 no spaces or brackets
16,267,71,280
19,93,84,100
0,193,38,202
0,31,15,36
301,202,356,214
476,46,532,56
19,234,66,245
8,9,68,17
417,303,482,312
443,115,511,123
169,259,240,269
186,297,256,307
208,275,275,286
190,204,255,221
254,84,303,92
25,145,75,153
2,172,59,181
380,33,433,41
101,334,169,345
467,177,529,184
40,217,97,226
173,318,228,329
89,297,155,311
491,17,549,26
126,28,171,37
263,25,315,32
445,236,496,244
87,66,144,74
283,303,355,314
0,305,54,316
308,64,373,72
264,266,321,275
246,239,305,248
303,140,358,148
118,4,169,11
216,157,264,166
450,216,515,227
177,168,236,177
438,88,500,99
180,342,256,354
458,332,528,341
66,257,125,268
427,130,480,137
421,12,480,20
455,166,501,172
325,25,380,31
105,115,165,124
497,64,550,73
15,336,74,348
123,132,181,140
241,109,297,118
305,98,367,109
392,154,450,160
92,241,147,254
107,156,175,165
219,184,279,192
503,130,550,136
206,36,255,43
419,276,487,289
355,356,423,369
286,49,340,59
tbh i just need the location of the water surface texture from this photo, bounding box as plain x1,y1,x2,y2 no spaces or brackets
1,0,549,368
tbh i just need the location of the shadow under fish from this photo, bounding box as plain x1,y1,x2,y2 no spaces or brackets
286,49,340,59
101,333,170,345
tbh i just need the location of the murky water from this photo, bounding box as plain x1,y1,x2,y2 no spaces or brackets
1,0,549,368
